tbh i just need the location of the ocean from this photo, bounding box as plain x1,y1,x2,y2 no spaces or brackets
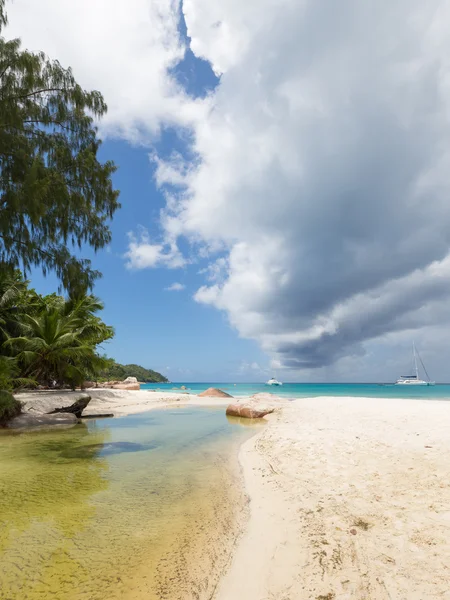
141,381,450,400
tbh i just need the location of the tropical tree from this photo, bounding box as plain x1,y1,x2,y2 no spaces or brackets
5,298,112,388
0,269,39,343
61,294,114,346
0,0,120,294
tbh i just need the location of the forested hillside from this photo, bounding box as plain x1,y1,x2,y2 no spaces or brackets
99,359,168,383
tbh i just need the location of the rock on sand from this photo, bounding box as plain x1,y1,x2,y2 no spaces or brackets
198,387,234,398
226,400,275,419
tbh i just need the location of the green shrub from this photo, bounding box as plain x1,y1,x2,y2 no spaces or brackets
0,390,21,426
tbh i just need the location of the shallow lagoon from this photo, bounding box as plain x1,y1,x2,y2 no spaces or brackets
0,407,259,600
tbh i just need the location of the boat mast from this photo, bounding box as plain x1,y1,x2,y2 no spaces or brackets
416,346,431,383
413,341,419,379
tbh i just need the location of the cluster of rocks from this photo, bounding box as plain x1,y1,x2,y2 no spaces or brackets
6,376,143,431
6,393,93,430
83,376,140,391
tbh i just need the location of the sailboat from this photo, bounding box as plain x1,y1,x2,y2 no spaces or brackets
395,342,435,386
266,377,282,386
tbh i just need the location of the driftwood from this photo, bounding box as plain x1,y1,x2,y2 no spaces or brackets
47,396,91,419
80,413,114,419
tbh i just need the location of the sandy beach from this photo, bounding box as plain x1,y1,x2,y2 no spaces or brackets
216,395,450,600
84,388,236,415
15,388,235,418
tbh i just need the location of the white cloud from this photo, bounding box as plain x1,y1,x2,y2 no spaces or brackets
124,228,185,269
154,0,450,379
165,282,185,291
4,0,207,142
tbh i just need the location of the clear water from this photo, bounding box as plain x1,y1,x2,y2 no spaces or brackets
142,381,450,400
0,407,259,600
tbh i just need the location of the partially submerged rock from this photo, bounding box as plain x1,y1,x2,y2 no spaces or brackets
9,392,93,430
198,387,233,398
226,401,275,419
15,392,92,415
7,412,78,430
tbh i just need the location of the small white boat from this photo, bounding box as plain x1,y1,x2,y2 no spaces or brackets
395,343,435,386
266,377,282,386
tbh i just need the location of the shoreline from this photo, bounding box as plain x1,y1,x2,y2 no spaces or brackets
14,388,237,418
216,395,450,599
14,389,450,598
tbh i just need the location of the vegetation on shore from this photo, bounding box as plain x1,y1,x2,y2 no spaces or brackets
98,359,168,383
0,390,20,425
0,271,114,390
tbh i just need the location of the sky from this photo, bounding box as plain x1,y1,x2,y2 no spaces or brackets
4,0,450,382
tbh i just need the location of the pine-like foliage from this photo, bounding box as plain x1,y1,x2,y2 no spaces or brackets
0,0,120,293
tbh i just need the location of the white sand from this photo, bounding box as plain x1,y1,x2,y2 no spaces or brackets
83,388,234,416
216,396,450,600
15,388,235,416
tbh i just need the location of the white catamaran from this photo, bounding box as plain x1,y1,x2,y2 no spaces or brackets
395,342,435,386
266,377,283,386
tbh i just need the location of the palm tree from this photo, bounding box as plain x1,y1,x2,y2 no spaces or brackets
5,296,111,388
0,271,31,342
63,294,114,346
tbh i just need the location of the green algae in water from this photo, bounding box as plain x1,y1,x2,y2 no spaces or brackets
0,407,257,600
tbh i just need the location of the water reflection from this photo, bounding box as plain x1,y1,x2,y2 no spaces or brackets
226,414,268,427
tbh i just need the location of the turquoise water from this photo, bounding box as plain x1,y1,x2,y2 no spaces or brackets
142,381,450,400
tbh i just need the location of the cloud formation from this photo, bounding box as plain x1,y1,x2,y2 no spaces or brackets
4,0,206,141
125,228,185,269
158,0,450,373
